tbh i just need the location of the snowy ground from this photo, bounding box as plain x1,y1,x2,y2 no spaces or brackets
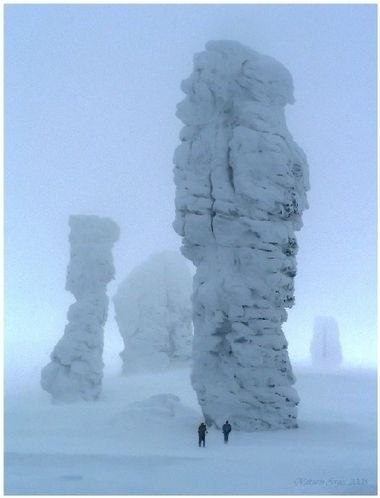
4,365,377,495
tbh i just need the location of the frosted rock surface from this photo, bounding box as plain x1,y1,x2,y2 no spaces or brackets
173,41,309,430
310,316,343,369
113,251,193,374
41,215,119,402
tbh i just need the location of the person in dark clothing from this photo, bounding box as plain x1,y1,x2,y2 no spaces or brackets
222,420,232,443
198,422,208,447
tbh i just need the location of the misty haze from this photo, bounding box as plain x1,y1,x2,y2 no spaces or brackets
4,4,377,495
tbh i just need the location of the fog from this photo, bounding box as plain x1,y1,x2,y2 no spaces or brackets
5,4,377,391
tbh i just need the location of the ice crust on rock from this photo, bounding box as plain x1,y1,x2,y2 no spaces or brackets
173,41,309,430
113,251,193,374
41,215,120,402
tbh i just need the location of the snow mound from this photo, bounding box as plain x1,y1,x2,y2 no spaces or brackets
111,394,200,431
126,393,200,424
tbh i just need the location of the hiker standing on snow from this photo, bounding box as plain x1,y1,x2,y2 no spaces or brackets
198,422,208,447
222,420,232,444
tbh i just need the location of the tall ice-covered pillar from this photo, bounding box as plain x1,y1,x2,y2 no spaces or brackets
41,215,119,402
173,41,309,430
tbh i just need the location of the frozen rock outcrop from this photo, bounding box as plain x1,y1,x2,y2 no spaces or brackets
310,316,343,369
173,41,309,430
113,251,193,374
41,215,119,402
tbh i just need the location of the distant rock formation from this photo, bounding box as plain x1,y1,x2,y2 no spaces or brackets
173,41,309,430
310,316,343,369
113,251,193,374
41,215,119,401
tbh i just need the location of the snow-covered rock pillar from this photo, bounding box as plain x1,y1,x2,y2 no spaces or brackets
310,316,343,369
173,41,309,430
113,251,193,374
41,215,120,402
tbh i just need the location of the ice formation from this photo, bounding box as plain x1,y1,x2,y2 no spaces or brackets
41,215,120,402
113,251,193,373
310,316,342,369
173,41,309,430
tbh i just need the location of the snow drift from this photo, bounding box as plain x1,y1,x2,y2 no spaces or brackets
112,393,200,430
41,215,120,402
173,40,310,430
5,367,377,494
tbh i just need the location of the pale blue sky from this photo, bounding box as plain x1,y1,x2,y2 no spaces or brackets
5,4,377,387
